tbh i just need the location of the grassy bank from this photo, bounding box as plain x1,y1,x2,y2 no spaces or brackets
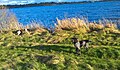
0,6,120,69
0,19,120,69
0,29,120,70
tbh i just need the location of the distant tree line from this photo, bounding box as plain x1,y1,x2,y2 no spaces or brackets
0,0,118,9
0,1,93,8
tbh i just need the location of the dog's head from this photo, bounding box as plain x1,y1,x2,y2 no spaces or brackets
71,37,79,43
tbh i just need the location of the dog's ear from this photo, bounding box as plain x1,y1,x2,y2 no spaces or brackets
71,37,78,40
71,37,79,43
71,38,74,42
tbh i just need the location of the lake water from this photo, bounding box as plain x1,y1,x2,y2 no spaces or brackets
10,1,120,27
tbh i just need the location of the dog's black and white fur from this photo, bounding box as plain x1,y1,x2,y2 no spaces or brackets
71,37,91,55
17,30,22,35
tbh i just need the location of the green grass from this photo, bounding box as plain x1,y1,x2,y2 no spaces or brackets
0,30,120,70
0,44,120,70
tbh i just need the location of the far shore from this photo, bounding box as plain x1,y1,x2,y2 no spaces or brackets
0,0,115,9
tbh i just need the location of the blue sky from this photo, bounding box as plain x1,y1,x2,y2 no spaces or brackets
0,0,92,5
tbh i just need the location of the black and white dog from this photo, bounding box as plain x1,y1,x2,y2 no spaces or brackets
71,37,91,55
17,30,22,35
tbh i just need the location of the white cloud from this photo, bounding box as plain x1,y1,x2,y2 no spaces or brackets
0,0,36,5
0,0,90,5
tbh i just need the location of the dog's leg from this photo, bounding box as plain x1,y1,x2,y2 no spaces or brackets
76,48,80,55
85,43,89,51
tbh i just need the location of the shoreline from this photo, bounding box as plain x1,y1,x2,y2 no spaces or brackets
0,0,117,9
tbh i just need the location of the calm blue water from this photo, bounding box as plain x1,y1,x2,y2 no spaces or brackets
10,1,120,27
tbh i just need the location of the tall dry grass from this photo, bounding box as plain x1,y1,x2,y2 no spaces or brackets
0,6,21,31
55,18,120,33
55,18,89,33
25,21,46,33
0,6,46,34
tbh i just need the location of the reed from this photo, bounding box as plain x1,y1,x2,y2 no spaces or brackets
88,22,104,31
55,17,120,33
0,6,21,31
55,18,89,33
25,21,46,33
